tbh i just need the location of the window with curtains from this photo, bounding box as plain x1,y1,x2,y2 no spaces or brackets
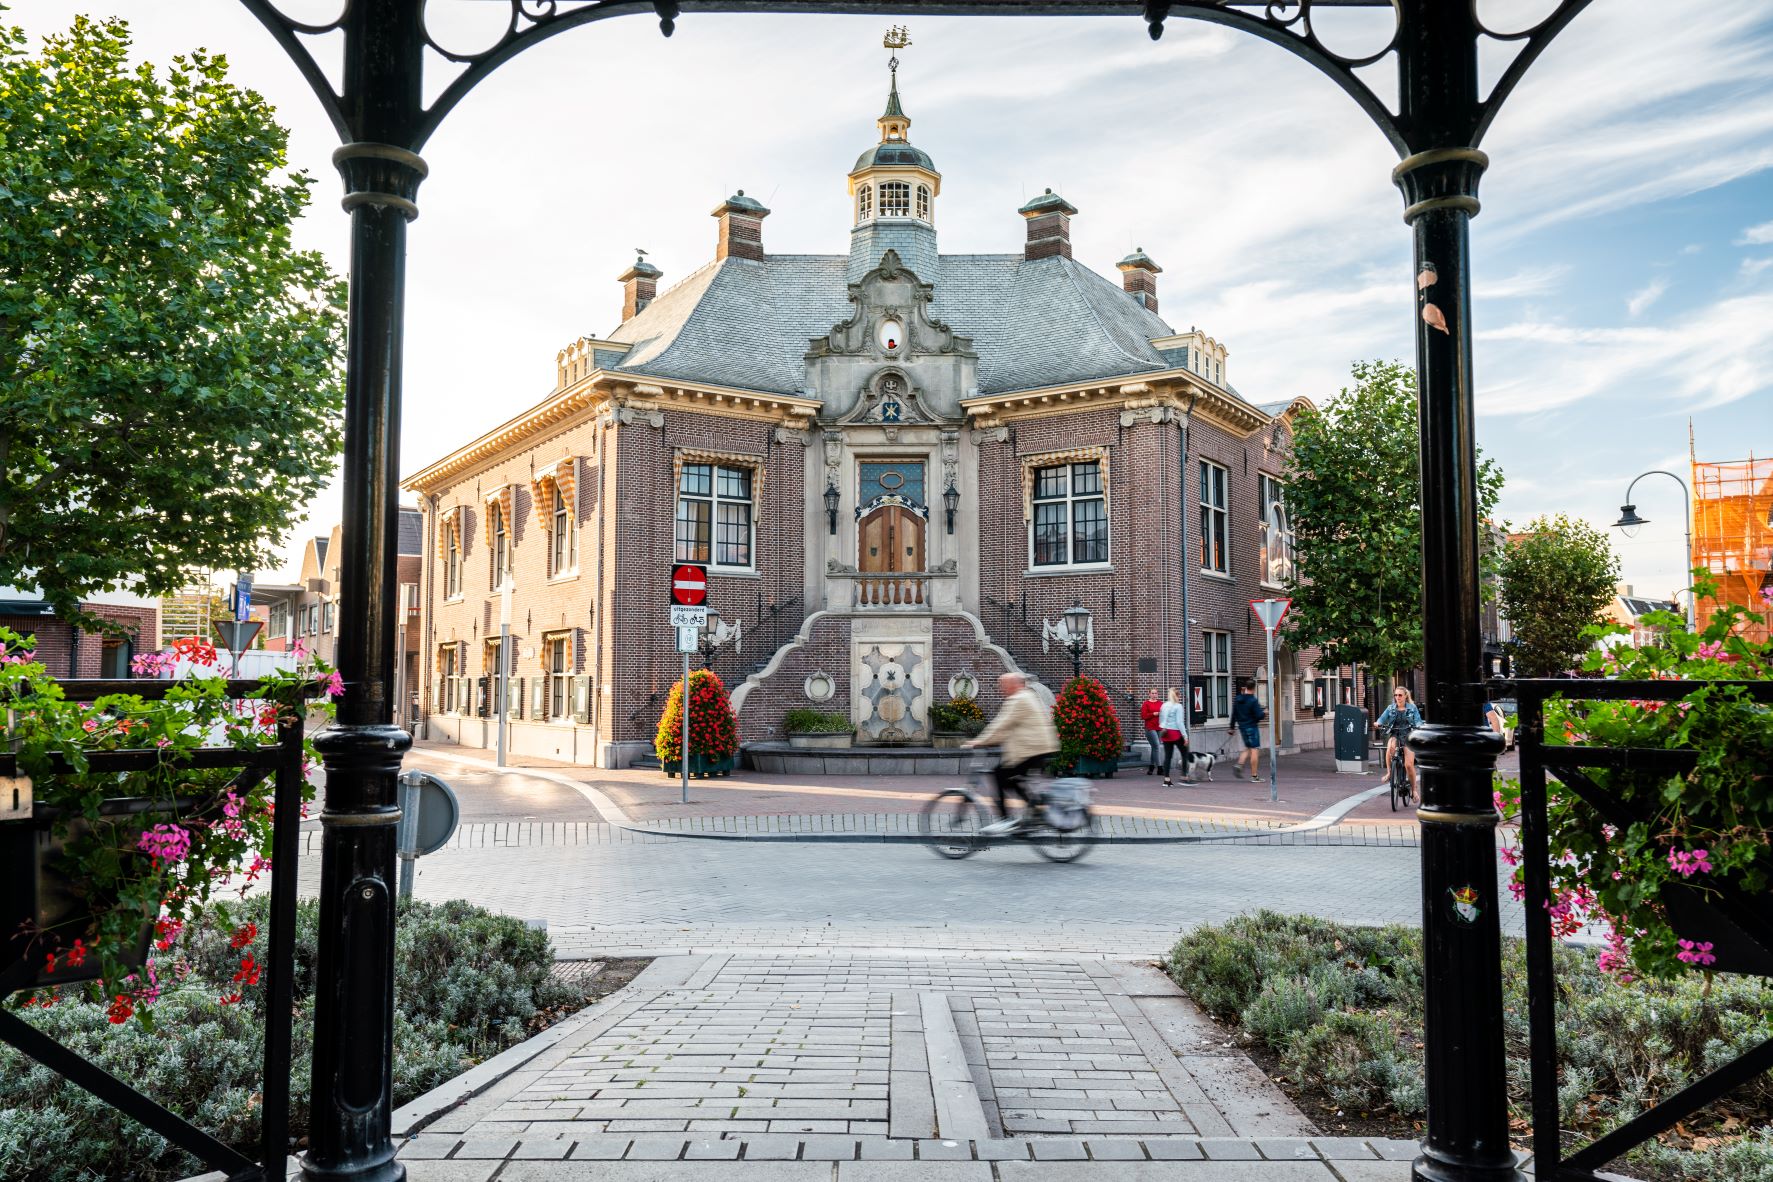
675,463,753,569
490,502,509,590
1199,459,1229,574
1202,630,1232,722
1257,473,1293,587
545,633,571,720
551,485,576,576
1030,460,1108,568
444,523,462,598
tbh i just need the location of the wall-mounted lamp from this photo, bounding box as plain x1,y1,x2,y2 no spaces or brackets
824,480,841,535
943,481,960,534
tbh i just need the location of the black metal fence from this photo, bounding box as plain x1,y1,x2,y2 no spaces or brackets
0,677,309,1182
1510,675,1773,1180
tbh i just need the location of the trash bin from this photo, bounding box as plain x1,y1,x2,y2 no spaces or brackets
1334,704,1368,773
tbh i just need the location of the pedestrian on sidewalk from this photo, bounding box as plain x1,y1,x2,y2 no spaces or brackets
1231,678,1267,782
1140,688,1163,774
1158,687,1191,787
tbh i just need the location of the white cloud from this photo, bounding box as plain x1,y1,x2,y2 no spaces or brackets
1626,277,1669,317
1739,219,1773,245
1742,256,1773,278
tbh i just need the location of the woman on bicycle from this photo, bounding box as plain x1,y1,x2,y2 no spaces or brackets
1376,687,1423,800
965,671,1060,836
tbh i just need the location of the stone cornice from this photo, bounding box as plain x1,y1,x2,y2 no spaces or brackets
404,373,820,492
959,368,1274,435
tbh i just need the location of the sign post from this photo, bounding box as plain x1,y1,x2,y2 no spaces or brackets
1250,598,1291,804
670,566,707,806
495,584,512,769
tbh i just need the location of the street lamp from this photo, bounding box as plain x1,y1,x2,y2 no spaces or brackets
698,608,742,669
1612,470,1696,631
1041,600,1094,679
943,481,960,534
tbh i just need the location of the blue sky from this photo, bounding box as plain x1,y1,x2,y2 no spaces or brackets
16,2,1773,600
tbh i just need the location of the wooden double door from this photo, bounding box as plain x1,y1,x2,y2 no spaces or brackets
857,504,925,606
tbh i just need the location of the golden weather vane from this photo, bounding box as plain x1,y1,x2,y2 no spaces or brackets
884,25,911,79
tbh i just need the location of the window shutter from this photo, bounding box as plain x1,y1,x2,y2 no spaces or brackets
572,676,590,724
511,677,525,719
475,677,488,718
456,677,470,715
432,678,444,713
532,676,547,719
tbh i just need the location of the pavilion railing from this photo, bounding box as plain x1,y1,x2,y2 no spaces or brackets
0,677,310,1182
1506,675,1773,1181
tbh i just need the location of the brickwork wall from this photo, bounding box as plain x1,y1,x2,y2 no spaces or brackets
0,604,157,678
732,613,852,743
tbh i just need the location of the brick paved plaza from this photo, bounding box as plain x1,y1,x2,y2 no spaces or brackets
287,759,1528,1179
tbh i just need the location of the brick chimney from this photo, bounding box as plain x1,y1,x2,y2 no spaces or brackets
711,190,770,262
1117,247,1162,314
617,254,662,322
1018,188,1077,261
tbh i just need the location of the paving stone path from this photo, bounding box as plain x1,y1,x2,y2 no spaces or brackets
395,951,1430,1180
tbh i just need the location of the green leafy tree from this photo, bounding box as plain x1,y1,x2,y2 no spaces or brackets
1496,513,1620,676
0,17,344,624
1282,359,1504,677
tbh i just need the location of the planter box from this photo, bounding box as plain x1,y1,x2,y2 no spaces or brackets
787,732,853,750
1661,881,1773,978
930,732,972,750
1071,755,1120,779
662,753,737,779
1,819,154,995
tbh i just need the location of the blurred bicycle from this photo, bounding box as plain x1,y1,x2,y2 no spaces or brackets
918,750,1096,863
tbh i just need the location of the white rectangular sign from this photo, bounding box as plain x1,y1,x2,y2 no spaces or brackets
669,605,708,629
675,625,699,653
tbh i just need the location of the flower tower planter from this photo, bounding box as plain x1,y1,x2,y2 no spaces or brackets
1053,676,1122,778
655,669,741,778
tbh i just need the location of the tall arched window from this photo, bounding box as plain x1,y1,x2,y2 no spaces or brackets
915,184,930,220
857,184,872,222
879,181,910,217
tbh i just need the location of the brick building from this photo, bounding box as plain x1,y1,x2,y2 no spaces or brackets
0,590,158,678
407,67,1347,768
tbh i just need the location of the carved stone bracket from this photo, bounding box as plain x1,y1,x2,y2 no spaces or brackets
775,426,810,446
971,426,1010,446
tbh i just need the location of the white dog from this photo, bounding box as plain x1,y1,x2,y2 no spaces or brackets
1181,751,1217,782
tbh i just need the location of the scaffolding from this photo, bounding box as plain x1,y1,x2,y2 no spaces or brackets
1691,446,1773,643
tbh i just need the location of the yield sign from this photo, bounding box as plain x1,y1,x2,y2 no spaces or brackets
670,563,708,606
1250,598,1291,633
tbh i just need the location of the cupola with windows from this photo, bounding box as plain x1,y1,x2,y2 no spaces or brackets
848,31,941,283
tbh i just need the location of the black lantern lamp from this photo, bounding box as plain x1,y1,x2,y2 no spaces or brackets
943,481,960,534
1613,503,1646,538
824,480,841,535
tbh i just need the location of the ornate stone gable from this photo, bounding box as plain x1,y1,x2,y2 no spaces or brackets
805,250,978,423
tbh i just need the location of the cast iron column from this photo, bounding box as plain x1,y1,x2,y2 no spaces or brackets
1395,4,1516,1180
306,3,425,1180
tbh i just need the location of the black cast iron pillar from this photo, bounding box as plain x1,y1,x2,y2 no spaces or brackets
1395,4,1516,1181
306,3,425,1180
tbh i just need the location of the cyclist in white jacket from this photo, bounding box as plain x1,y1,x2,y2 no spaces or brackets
966,672,1060,835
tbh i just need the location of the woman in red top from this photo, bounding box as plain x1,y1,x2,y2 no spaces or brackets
1140,689,1163,775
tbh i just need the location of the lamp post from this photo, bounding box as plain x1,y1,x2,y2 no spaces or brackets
1613,470,1696,632
1041,601,1094,679
698,608,742,670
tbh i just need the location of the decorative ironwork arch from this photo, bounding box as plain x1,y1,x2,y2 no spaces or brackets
221,5,1606,1182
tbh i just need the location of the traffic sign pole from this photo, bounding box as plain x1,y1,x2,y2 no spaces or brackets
1250,599,1292,804
681,648,691,805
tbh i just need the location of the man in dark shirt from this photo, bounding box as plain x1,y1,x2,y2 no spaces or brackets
1230,678,1267,782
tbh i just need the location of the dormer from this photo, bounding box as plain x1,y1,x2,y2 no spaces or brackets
1151,329,1229,389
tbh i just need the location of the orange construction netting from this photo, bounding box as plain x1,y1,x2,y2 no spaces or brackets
1691,454,1773,643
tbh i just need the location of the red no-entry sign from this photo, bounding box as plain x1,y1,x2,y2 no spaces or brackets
670,564,707,606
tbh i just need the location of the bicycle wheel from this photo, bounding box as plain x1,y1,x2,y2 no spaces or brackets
1390,754,1407,812
1031,809,1096,864
920,789,989,858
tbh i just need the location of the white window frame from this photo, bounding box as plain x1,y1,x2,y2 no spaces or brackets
675,462,755,571
1029,460,1109,570
1257,473,1293,589
490,503,510,591
857,183,872,223
1199,459,1229,576
544,632,572,721
915,184,930,220
1202,630,1232,723
879,180,910,218
550,485,577,578
443,525,462,599
439,644,460,714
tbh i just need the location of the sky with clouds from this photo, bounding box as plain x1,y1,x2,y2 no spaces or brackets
14,1,1773,603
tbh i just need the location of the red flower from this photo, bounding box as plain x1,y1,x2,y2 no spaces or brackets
106,994,135,1024
229,923,258,950
233,954,262,986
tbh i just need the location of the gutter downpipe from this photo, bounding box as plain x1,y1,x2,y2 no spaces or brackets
1179,391,1198,739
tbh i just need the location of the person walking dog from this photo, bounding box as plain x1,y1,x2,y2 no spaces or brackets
1140,688,1163,774
1158,687,1191,787
1231,678,1267,782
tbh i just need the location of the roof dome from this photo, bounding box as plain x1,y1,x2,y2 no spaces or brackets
852,142,937,173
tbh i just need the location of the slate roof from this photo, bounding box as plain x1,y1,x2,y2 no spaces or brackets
603,251,1182,397
398,507,424,556
1620,596,1678,618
